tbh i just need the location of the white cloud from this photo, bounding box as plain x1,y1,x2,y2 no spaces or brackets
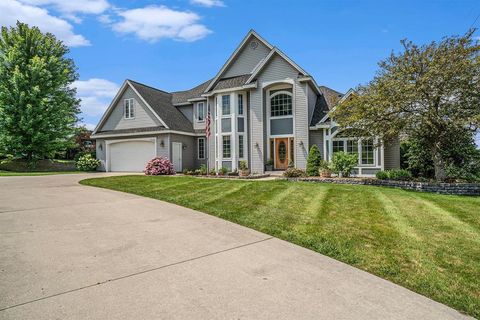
112,5,212,42
19,0,109,15
98,14,112,24
77,122,97,130
0,0,90,46
73,78,120,117
190,0,225,7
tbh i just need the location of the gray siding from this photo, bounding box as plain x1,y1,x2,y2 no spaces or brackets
384,138,401,169
170,133,195,171
309,129,324,160
157,134,170,159
194,137,207,169
223,38,271,78
96,139,106,171
249,54,309,173
307,84,317,125
207,96,216,170
100,87,161,131
177,105,193,122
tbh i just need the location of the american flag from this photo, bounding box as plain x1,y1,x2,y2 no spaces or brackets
205,108,211,139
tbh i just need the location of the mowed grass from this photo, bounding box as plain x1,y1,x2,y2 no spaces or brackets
0,170,82,176
80,175,480,317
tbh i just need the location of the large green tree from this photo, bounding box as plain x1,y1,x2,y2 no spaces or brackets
0,22,80,162
332,30,480,180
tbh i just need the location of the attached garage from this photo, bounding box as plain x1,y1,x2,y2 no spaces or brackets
107,138,156,172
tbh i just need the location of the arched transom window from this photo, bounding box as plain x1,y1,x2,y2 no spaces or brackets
270,92,292,117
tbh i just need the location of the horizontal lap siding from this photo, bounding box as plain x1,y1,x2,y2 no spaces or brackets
223,39,271,78
250,54,309,173
309,130,324,159
384,137,400,169
101,87,160,131
170,134,195,170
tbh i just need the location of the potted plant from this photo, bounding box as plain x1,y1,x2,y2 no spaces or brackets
239,160,250,177
265,159,274,171
319,160,332,178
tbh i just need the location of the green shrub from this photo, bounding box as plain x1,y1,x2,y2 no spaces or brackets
283,168,307,178
209,168,216,175
376,169,413,181
306,145,322,176
219,167,228,175
75,154,100,171
199,164,207,175
239,160,248,170
330,152,358,177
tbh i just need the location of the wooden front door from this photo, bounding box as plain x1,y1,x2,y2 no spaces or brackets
274,138,289,170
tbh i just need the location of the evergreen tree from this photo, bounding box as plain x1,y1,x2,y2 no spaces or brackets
306,144,322,176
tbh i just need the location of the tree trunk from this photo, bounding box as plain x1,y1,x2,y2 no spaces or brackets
431,143,446,181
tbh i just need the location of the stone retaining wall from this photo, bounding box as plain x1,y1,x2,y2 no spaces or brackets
281,177,480,196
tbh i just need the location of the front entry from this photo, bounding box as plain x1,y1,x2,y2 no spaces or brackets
172,142,182,172
274,138,289,170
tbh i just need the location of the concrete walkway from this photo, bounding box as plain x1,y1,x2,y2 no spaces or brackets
0,174,471,319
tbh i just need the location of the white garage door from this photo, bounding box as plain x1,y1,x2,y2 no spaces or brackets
109,140,156,172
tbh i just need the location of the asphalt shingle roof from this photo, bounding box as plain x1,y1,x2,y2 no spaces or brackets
95,126,166,136
212,74,250,91
310,86,344,126
128,80,194,133
171,79,211,105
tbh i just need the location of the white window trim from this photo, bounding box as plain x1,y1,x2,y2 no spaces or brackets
222,134,232,160
124,98,135,119
269,90,293,118
196,102,205,123
238,94,244,115
331,137,377,167
197,137,206,160
221,94,231,116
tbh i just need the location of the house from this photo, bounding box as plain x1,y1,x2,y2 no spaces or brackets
92,30,400,175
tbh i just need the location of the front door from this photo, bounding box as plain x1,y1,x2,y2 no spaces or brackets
274,138,289,170
172,142,182,172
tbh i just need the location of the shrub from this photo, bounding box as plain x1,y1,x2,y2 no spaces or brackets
144,157,175,175
330,152,358,177
283,168,307,178
239,160,248,171
376,169,413,181
209,168,216,175
306,145,322,176
219,167,228,175
75,154,100,171
199,164,207,175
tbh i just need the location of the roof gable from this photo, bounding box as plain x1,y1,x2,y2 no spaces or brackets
204,30,273,92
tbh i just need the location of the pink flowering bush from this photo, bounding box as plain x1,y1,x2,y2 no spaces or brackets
144,157,175,175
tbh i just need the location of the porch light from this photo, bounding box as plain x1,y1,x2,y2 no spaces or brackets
182,144,187,150
255,142,259,148
99,143,103,151
298,141,304,146
160,140,165,147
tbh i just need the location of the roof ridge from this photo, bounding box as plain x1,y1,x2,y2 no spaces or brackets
127,79,171,95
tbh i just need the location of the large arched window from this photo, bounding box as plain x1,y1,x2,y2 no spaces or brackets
270,92,292,117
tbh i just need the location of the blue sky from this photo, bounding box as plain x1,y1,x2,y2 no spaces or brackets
1,0,479,145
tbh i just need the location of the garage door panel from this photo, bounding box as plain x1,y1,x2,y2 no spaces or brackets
109,140,155,172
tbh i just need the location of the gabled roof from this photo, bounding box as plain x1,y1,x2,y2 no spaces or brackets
204,29,274,93
311,86,344,126
212,74,251,91
171,79,211,105
128,80,195,132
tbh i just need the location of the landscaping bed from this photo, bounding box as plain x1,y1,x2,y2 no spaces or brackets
80,175,480,318
0,159,76,172
281,177,480,196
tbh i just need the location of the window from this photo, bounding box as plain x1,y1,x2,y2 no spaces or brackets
197,102,205,122
347,140,358,154
237,117,244,132
198,138,205,159
332,140,344,153
239,135,244,158
222,95,230,115
361,139,374,165
124,99,134,119
238,94,244,115
270,93,292,117
289,138,294,163
222,135,231,158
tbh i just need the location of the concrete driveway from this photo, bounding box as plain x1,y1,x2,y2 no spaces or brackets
0,174,470,319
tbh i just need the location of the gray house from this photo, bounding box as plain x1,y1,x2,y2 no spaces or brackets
92,30,400,175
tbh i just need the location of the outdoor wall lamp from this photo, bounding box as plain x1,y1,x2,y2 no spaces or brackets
182,144,187,150
99,143,103,151
160,140,165,148
299,140,304,146
255,142,259,148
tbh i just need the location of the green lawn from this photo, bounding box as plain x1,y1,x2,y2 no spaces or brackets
0,170,82,176
80,175,480,318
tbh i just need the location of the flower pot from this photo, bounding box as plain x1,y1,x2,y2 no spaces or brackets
265,165,273,171
320,169,332,178
239,169,250,177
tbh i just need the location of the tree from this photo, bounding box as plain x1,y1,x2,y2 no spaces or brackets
0,22,80,163
306,144,322,176
332,30,480,180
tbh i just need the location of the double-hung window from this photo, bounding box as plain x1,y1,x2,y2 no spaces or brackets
222,95,230,115
198,138,205,159
238,94,244,115
124,98,134,119
270,93,292,117
332,140,344,154
197,102,205,122
361,139,374,165
222,135,231,158
238,135,244,158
